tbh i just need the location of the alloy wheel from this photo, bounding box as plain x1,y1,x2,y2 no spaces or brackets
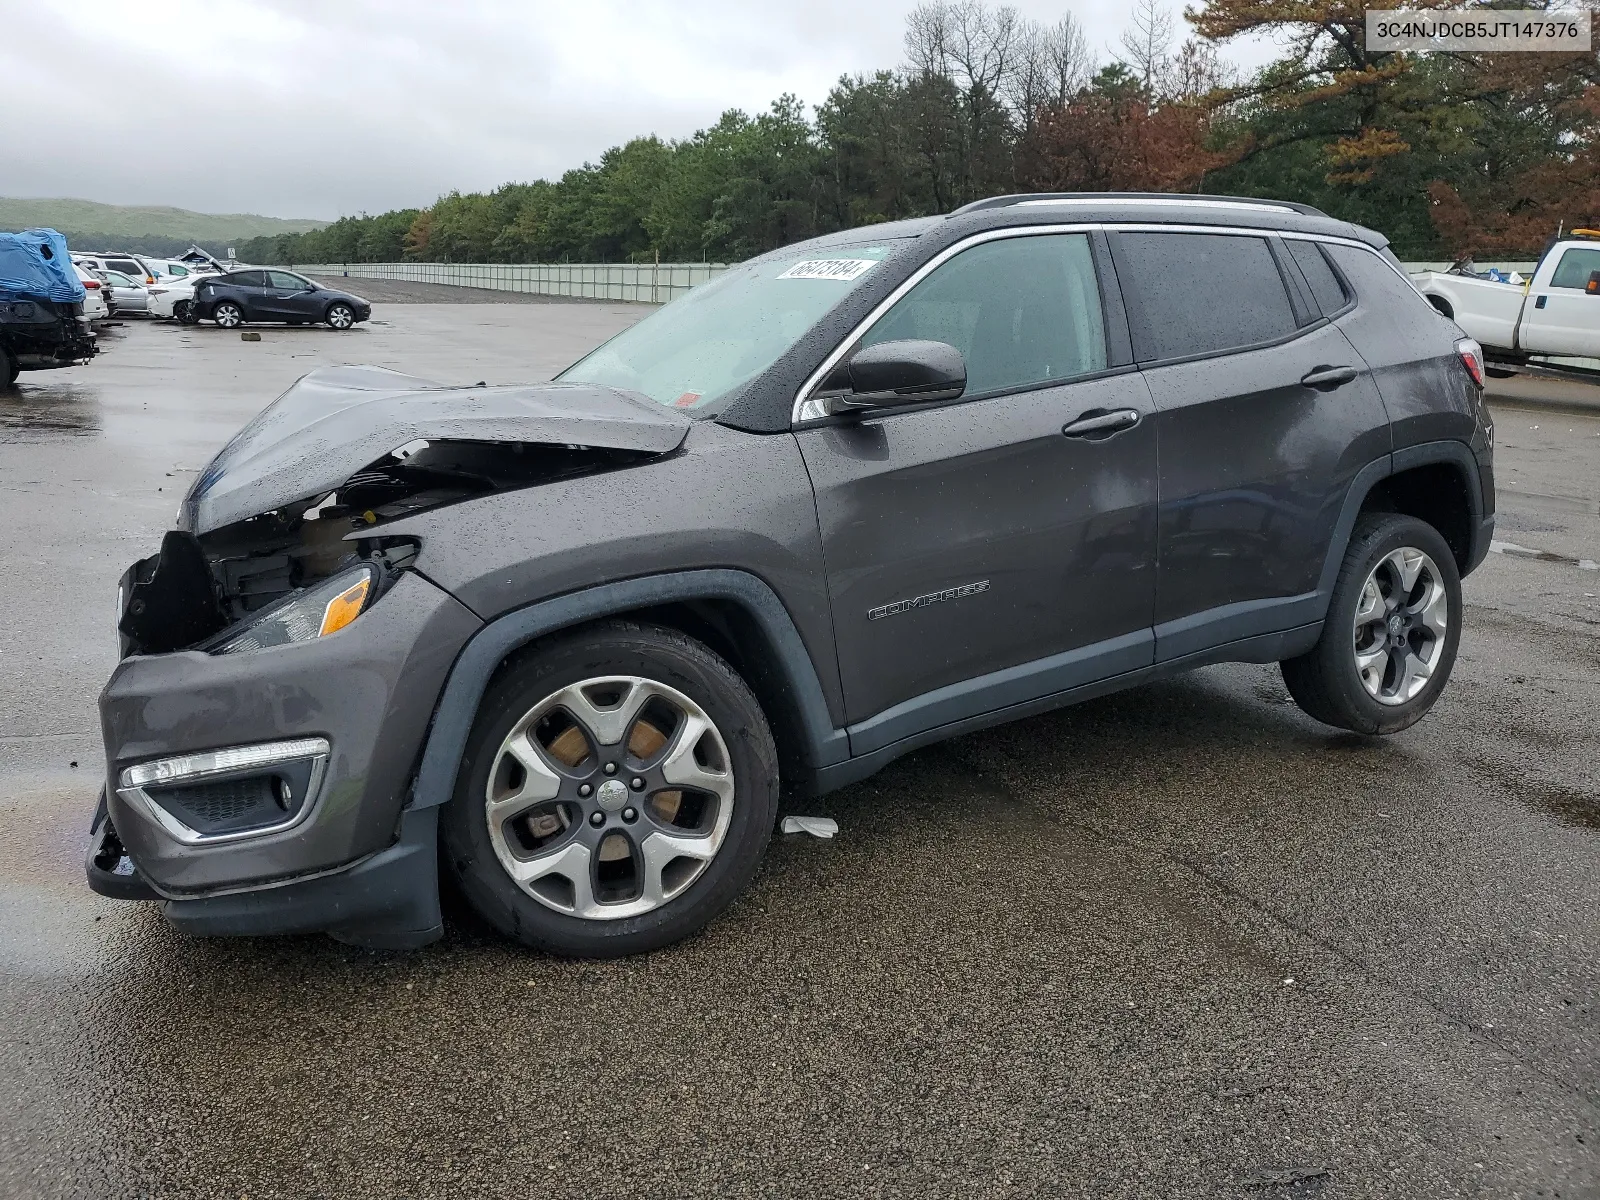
214,303,242,328
1352,546,1448,705
327,304,354,329
484,676,736,920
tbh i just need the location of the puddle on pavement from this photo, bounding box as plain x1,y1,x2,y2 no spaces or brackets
0,380,101,442
1523,783,1600,831
1468,754,1600,831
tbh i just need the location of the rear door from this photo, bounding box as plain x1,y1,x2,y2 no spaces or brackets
1518,243,1600,356
795,229,1159,748
1111,228,1390,660
222,271,270,317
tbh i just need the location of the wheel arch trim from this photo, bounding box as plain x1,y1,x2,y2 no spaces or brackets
1328,441,1486,584
406,569,849,811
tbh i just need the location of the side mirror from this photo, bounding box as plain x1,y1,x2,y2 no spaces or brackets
1586,270,1600,295
823,339,966,415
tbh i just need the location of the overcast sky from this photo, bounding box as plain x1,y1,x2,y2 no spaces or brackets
2,0,1279,221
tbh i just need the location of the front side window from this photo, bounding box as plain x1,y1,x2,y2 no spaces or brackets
1117,232,1297,362
269,271,309,290
1550,246,1600,289
858,232,1107,396
559,243,902,412
168,264,189,276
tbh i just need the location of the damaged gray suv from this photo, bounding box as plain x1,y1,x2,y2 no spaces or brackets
90,193,1496,957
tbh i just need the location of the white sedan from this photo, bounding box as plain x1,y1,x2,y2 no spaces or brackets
146,273,208,321
73,264,109,321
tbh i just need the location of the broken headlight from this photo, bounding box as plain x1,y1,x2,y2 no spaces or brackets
210,565,375,656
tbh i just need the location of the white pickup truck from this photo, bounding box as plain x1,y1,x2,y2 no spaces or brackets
1412,234,1600,363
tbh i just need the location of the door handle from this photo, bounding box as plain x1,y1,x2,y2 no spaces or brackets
1300,365,1358,390
1062,408,1142,439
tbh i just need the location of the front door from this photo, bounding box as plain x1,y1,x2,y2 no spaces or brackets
1110,229,1391,660
263,271,317,321
1520,244,1600,357
795,231,1159,750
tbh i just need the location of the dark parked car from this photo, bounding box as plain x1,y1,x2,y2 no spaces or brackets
90,193,1494,957
190,269,371,330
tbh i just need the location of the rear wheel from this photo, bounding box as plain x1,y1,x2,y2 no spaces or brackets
213,302,243,329
2,348,18,389
175,300,197,324
441,621,779,957
1281,513,1462,734
325,303,355,330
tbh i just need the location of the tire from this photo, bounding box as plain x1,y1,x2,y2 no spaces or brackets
441,620,780,957
176,301,197,325
2,348,18,389
1484,365,1516,379
325,303,355,330
1281,513,1463,734
213,302,243,329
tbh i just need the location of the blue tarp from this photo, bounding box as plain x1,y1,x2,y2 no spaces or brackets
0,228,85,304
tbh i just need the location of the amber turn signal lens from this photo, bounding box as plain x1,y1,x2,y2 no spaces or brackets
318,576,372,637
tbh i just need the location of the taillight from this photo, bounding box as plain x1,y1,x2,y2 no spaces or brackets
83,279,101,289
1455,337,1484,388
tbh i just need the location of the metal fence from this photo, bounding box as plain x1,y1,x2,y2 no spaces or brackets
294,261,728,303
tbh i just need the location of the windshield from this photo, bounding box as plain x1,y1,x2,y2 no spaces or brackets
557,242,902,412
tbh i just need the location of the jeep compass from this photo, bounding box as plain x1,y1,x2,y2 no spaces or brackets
90,193,1496,957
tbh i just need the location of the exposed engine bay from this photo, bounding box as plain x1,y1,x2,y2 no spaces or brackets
117,437,665,656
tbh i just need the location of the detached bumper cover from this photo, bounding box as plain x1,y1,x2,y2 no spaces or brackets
96,569,481,919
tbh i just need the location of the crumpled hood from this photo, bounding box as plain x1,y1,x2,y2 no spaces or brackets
181,365,691,533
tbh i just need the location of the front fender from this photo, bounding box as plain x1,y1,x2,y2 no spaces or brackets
406,569,850,814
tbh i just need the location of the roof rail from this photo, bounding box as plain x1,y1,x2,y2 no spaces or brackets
950,192,1330,218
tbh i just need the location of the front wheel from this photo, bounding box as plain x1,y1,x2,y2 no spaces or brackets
1281,513,1463,734
213,302,243,329
441,621,779,957
325,303,355,330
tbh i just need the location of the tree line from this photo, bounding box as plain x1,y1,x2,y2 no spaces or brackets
237,0,1599,265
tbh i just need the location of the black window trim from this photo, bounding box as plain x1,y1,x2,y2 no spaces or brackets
791,223,1127,426
1267,235,1321,327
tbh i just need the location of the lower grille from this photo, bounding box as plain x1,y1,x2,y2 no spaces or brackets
145,768,305,837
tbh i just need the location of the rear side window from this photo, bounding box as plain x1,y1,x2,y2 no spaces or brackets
108,259,140,274
1115,232,1296,361
1286,240,1348,314
1550,246,1600,289
861,232,1107,396
229,271,267,288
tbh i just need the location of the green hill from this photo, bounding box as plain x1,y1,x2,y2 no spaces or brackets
0,197,325,242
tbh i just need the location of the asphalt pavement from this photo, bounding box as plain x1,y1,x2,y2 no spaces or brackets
1,308,1596,1199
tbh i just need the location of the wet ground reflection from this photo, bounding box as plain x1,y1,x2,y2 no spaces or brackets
0,379,101,442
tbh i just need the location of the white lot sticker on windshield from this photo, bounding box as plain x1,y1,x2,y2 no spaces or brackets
778,258,879,281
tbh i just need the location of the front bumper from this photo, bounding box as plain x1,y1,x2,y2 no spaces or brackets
88,795,445,948
94,570,480,931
